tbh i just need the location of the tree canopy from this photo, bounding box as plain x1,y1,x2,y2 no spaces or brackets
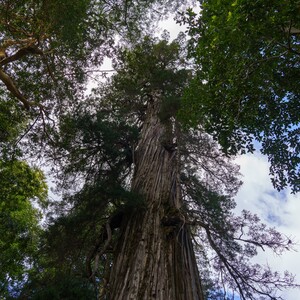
0,0,185,154
181,0,300,192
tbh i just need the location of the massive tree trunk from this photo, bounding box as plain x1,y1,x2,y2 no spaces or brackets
108,95,204,300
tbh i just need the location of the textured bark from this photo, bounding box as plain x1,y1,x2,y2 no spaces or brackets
108,96,204,300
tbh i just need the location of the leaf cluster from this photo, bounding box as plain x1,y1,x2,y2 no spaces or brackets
181,0,300,192
0,159,47,297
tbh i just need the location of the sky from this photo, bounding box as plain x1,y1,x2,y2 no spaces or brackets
159,14,300,300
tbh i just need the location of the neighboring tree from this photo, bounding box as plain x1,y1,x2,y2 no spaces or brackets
180,0,300,192
0,159,47,298
0,0,103,111
21,38,298,300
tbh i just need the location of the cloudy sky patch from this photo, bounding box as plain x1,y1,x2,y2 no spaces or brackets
235,153,300,300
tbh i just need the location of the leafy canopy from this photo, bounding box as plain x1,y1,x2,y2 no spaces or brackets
181,0,300,192
0,0,186,155
0,159,47,297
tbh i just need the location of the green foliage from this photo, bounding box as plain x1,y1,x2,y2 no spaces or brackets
0,159,47,297
113,36,189,94
97,36,192,138
181,0,300,192
40,0,90,47
0,98,27,144
52,107,139,190
20,271,96,300
0,0,106,110
158,95,182,122
185,175,236,227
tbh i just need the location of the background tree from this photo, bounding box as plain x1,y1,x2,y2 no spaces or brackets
0,159,47,298
180,0,300,192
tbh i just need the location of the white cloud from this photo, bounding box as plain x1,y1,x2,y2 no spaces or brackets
235,153,300,300
157,18,186,40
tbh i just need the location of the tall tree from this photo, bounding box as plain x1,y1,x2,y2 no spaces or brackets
106,38,204,299
180,0,300,192
23,38,298,300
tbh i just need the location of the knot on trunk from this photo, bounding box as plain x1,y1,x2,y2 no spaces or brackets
161,214,182,227
161,140,177,152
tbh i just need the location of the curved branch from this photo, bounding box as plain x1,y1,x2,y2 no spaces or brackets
198,219,293,299
0,67,31,109
90,222,112,280
0,45,43,66
202,223,246,299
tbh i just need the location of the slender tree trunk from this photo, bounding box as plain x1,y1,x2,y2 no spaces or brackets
108,95,204,300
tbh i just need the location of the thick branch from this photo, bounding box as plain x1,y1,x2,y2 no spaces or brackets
0,67,32,109
0,45,44,66
0,38,46,109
